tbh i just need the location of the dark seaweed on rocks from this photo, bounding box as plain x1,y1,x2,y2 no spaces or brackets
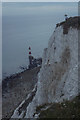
56,16,80,34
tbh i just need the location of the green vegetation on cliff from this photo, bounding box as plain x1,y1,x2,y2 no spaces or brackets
37,95,80,119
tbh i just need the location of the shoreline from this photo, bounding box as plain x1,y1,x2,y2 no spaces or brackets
2,67,29,81
2,66,41,118
2,67,40,91
2,68,30,94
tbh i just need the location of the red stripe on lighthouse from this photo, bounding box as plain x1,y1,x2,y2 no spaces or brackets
29,47,31,50
29,51,31,55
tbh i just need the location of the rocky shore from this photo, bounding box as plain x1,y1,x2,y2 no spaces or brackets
2,67,40,119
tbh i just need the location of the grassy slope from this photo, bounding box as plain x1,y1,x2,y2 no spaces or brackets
37,95,80,119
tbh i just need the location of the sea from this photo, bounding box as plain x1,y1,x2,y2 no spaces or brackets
2,2,78,79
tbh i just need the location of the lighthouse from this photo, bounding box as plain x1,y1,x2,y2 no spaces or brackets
28,46,33,68
28,46,42,69
29,46,31,57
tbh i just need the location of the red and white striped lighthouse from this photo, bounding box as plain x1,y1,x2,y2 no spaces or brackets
29,46,31,56
28,46,33,66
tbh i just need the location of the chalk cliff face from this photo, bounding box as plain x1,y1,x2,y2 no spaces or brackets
12,17,79,118
25,17,79,118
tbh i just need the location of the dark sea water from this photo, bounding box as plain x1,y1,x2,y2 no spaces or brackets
2,2,78,79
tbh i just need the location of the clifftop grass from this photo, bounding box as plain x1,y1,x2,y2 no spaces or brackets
37,95,80,119
56,16,80,34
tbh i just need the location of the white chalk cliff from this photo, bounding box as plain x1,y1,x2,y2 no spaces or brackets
11,16,79,118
